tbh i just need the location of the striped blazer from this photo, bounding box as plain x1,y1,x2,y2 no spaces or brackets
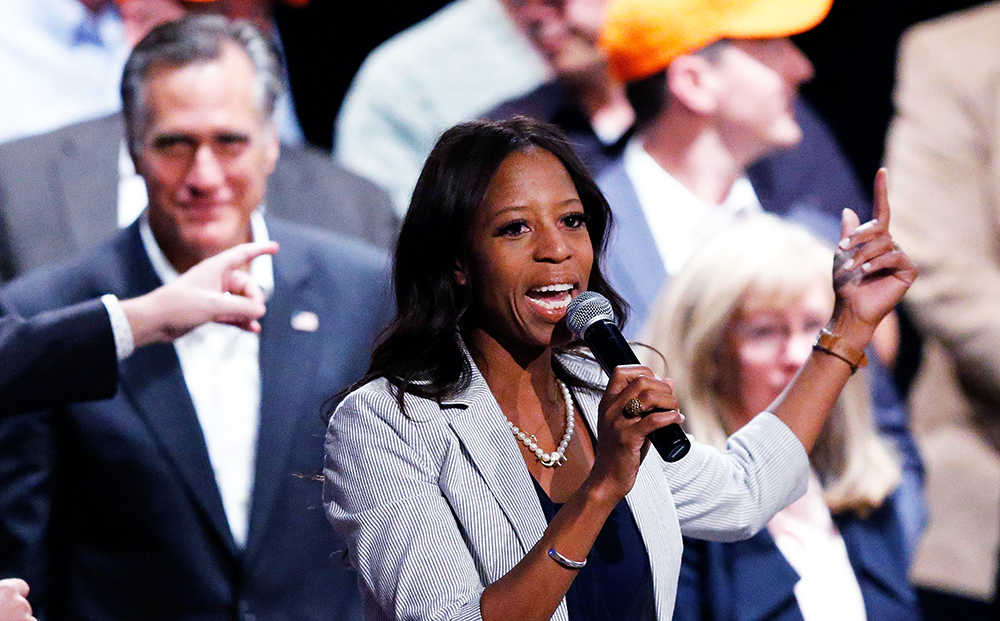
324,353,809,621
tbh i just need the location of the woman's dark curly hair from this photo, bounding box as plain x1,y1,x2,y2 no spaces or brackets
355,116,628,407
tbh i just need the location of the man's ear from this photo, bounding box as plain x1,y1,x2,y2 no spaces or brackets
263,123,280,175
127,129,146,175
454,260,468,286
666,54,719,115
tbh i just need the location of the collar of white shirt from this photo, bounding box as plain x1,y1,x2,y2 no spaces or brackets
137,209,272,548
29,0,122,49
768,470,868,621
138,208,274,300
623,138,762,277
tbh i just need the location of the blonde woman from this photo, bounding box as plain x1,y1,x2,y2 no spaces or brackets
643,215,920,621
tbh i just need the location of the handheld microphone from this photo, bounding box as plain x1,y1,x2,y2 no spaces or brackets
566,291,691,462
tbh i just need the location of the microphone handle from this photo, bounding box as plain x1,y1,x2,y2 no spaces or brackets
584,320,691,462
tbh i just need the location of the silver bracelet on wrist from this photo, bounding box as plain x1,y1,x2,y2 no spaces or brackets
548,548,587,570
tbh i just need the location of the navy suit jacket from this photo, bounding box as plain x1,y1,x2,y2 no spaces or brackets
597,157,855,340
0,299,116,414
0,218,392,621
673,494,922,621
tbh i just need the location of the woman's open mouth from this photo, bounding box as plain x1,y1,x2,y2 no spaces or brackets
526,283,574,312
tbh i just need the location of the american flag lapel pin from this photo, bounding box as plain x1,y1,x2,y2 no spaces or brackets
290,310,319,332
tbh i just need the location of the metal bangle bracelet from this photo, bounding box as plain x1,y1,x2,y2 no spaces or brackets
548,548,587,570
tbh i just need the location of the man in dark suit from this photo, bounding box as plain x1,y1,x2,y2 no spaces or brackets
0,16,391,620
0,241,275,414
0,111,397,283
0,0,399,282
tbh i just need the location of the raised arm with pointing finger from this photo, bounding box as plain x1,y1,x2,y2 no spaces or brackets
0,241,277,414
770,169,917,453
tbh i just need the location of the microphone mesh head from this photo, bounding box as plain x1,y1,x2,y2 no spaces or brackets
566,291,615,338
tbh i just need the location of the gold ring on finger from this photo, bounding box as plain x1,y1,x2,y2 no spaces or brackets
892,241,902,252
623,397,643,418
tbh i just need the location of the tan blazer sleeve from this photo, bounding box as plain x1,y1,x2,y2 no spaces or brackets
886,8,1000,404
884,4,1000,599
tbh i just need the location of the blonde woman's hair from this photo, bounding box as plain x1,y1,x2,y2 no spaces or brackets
641,215,900,516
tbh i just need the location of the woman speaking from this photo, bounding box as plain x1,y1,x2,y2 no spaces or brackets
323,117,916,621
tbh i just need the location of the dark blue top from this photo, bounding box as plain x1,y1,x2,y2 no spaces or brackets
533,477,655,621
673,492,922,621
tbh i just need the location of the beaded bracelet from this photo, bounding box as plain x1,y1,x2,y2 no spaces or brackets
548,548,587,570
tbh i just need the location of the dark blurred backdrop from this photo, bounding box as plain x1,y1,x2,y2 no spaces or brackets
275,0,451,151
275,0,985,192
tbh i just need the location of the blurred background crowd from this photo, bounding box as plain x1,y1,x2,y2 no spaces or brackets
2,0,1000,620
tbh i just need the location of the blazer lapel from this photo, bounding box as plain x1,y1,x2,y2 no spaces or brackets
113,226,238,556
566,370,603,443
563,355,686,619
445,362,548,554
729,531,801,621
121,343,239,556
598,163,667,338
55,115,121,254
243,237,324,562
836,510,916,612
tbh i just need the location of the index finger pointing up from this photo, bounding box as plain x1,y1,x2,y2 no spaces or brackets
873,167,891,227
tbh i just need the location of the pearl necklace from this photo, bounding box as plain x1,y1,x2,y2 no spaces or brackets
507,380,574,468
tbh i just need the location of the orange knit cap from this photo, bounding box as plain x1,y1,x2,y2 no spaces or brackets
600,0,833,83
181,0,312,6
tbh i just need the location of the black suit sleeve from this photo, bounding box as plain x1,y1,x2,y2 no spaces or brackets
0,298,118,414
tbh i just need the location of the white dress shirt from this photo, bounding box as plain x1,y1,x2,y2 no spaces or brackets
139,211,274,547
0,0,128,145
768,470,868,621
100,293,134,361
623,139,762,277
0,0,302,146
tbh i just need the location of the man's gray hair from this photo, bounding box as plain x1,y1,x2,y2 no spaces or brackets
121,15,284,153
